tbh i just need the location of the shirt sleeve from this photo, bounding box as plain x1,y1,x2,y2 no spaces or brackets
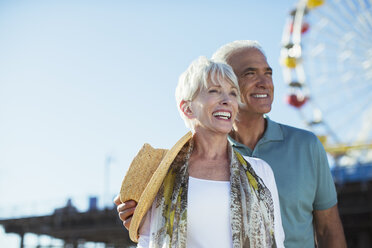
137,204,152,248
137,235,150,248
312,137,338,210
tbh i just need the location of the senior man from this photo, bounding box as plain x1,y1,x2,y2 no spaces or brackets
115,40,346,248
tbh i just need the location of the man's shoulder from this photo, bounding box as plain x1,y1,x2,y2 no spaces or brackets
270,119,318,142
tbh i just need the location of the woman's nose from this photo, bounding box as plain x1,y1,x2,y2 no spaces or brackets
221,92,232,105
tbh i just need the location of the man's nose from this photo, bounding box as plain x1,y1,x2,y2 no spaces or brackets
257,74,271,87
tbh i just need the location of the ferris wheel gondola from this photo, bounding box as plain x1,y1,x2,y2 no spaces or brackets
280,0,372,165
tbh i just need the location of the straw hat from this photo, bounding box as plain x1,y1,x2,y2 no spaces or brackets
120,131,193,242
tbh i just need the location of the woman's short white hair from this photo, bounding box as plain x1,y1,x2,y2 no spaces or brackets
212,40,266,64
175,56,240,130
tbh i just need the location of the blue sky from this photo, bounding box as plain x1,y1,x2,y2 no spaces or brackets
0,0,305,246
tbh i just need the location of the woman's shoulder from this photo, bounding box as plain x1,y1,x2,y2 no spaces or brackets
243,156,272,169
243,156,274,178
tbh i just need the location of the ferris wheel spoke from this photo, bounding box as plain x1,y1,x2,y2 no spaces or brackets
321,1,372,41
302,40,365,60
304,10,372,50
346,0,372,33
318,4,362,34
311,9,359,39
337,1,372,40
320,98,370,122
342,59,372,80
346,1,372,33
354,0,366,10
330,0,372,35
327,112,357,140
305,54,370,81
304,55,340,64
316,82,371,102
358,0,372,9
305,101,342,142
321,86,372,116
324,112,364,142
366,0,372,8
338,30,372,51
341,0,362,18
325,91,372,140
363,11,372,33
310,19,371,50
338,44,372,60
311,79,370,102
302,41,338,55
312,72,372,100
304,68,350,79
309,89,372,142
308,12,348,38
354,11,372,35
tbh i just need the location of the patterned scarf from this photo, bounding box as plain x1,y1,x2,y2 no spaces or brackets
147,140,276,248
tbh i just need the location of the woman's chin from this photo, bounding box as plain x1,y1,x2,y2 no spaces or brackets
195,126,232,136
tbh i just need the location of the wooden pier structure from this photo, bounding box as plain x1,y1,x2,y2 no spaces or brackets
1,165,372,248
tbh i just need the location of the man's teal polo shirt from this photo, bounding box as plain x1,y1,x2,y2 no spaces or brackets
229,117,337,248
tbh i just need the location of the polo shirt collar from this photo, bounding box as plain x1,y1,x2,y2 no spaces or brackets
228,116,284,148
263,116,283,142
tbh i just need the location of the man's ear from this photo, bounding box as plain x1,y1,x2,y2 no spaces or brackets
180,100,194,119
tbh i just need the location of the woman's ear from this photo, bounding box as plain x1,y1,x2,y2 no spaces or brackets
180,100,194,119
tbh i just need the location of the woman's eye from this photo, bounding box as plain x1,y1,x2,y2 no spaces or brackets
231,91,237,96
208,89,218,93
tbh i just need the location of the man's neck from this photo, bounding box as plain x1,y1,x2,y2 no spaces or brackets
230,114,267,150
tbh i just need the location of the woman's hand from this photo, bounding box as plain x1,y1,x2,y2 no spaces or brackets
114,195,138,230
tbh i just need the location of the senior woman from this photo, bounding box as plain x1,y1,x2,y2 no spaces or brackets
117,57,284,248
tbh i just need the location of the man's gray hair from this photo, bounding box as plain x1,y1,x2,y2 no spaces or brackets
212,40,266,64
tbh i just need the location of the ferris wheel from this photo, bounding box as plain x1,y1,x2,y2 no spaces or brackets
280,0,372,165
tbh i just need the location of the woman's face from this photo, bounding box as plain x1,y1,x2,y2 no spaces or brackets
190,78,239,135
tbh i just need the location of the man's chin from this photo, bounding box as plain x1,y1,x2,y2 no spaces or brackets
237,104,272,115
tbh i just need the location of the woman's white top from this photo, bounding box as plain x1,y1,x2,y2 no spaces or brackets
137,156,285,248
186,177,232,248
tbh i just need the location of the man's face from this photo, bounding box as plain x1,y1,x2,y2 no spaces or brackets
227,48,274,117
